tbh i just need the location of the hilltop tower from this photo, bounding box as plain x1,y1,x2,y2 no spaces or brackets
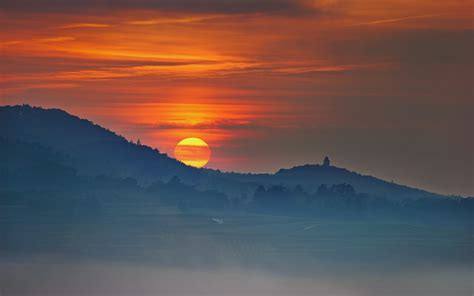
323,156,330,167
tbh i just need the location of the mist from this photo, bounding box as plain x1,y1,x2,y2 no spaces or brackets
1,256,472,296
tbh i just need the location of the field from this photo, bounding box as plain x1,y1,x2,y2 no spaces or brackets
1,200,473,295
1,201,471,270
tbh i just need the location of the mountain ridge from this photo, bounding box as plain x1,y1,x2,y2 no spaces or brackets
0,104,455,200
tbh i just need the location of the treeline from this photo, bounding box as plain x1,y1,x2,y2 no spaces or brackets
2,169,472,227
248,183,473,226
1,136,472,227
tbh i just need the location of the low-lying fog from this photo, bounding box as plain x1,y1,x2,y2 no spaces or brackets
0,256,472,296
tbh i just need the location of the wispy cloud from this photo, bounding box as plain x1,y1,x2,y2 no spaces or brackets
354,14,442,26
36,36,76,42
271,63,390,74
0,61,386,84
154,119,263,130
0,36,75,48
125,15,222,26
0,40,22,46
0,82,78,96
59,23,111,29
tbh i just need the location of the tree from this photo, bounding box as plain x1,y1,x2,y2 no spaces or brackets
331,183,355,196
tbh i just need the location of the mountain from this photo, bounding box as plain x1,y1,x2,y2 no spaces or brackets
0,105,205,182
273,164,442,200
0,105,450,200
0,137,78,191
1,106,472,296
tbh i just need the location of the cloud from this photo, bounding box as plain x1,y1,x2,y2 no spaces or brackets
328,29,474,66
0,36,74,49
0,0,321,15
59,23,112,29
154,119,265,130
354,14,443,26
125,15,223,25
0,60,385,85
36,36,75,42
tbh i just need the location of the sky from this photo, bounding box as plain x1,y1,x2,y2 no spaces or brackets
1,0,473,196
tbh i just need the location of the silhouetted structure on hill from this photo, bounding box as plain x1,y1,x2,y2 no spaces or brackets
323,156,331,167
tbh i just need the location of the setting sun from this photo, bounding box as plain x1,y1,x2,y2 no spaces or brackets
174,137,211,168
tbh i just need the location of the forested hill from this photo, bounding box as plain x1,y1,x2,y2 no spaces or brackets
0,104,203,183
0,105,453,200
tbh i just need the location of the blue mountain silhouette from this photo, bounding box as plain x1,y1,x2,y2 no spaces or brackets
0,105,451,200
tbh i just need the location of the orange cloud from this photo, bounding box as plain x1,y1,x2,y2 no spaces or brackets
59,23,111,29
0,0,472,181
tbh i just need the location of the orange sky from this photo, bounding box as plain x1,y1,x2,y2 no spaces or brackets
1,0,473,195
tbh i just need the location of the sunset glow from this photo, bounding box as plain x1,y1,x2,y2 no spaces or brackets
0,0,472,195
174,137,211,168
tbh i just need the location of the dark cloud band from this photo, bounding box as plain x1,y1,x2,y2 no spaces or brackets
0,0,315,15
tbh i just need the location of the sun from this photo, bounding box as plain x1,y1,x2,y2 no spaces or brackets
174,137,211,168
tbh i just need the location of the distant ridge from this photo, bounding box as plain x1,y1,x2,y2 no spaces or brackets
274,163,442,200
0,105,451,200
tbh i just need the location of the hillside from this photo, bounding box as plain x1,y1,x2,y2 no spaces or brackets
0,105,203,183
0,105,449,200
272,164,442,200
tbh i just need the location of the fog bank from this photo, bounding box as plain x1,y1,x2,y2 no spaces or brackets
1,257,472,296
